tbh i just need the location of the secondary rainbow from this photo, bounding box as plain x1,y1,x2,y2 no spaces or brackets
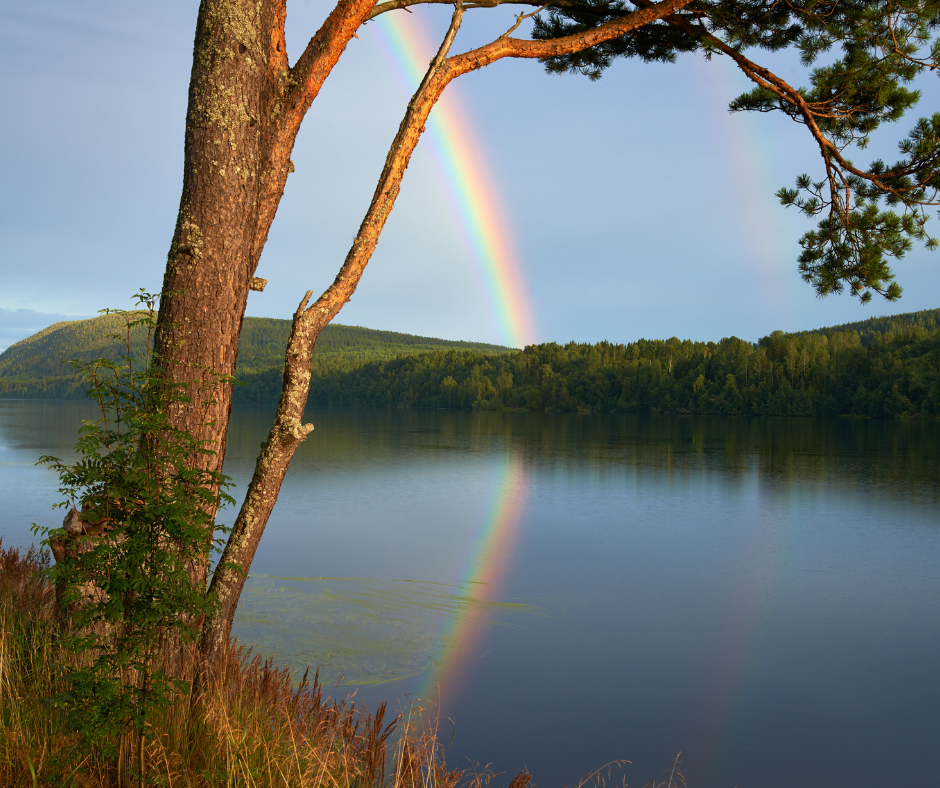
371,11,537,349
696,56,797,300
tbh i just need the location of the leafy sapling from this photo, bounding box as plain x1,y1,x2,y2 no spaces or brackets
35,290,234,777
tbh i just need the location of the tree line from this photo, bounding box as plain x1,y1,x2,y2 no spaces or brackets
4,308,939,418
234,315,940,419
0,315,511,400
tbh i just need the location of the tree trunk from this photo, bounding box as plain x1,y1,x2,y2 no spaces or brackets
151,0,374,585
154,0,281,483
149,0,693,648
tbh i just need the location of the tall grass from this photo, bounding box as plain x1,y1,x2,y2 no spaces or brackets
0,542,534,787
0,543,679,788
0,541,63,783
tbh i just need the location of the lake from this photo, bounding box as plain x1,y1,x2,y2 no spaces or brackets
1,399,938,787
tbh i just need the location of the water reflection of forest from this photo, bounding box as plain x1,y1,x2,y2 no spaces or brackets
222,407,940,505
3,399,935,505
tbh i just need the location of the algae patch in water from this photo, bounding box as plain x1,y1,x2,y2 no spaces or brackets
232,575,540,686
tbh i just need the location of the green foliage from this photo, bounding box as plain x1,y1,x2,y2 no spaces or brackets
233,310,940,419
0,315,512,399
235,318,511,373
0,313,149,375
532,0,697,79
34,292,234,761
6,306,940,418
533,0,940,304
788,305,940,344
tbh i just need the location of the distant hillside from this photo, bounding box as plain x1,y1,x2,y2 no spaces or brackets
4,308,939,418
789,307,940,345
235,318,510,372
0,313,151,380
0,314,511,400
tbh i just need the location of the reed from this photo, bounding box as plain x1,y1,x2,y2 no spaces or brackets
1,543,668,788
644,753,685,788
0,542,536,788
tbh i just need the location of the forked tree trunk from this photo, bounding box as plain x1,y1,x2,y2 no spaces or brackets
152,0,374,584
196,0,694,663
150,0,692,653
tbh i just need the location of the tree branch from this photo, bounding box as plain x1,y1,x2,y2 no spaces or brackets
502,5,549,39
367,0,687,21
251,0,377,271
290,0,378,108
370,0,544,20
202,2,468,663
266,0,289,74
632,0,937,204
304,0,471,330
440,0,692,69
201,291,317,666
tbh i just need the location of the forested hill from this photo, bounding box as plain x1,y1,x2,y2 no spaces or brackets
235,308,940,419
3,308,939,418
0,313,152,380
0,314,511,399
792,308,940,345
234,318,509,372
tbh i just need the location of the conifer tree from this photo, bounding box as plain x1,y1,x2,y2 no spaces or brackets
104,0,940,661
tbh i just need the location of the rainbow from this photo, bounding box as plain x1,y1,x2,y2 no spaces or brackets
419,453,529,707
689,506,791,783
688,55,800,781
370,11,537,349
695,56,797,302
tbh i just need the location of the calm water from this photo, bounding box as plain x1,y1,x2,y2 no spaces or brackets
1,399,938,787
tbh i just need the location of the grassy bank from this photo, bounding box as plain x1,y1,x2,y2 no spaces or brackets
0,544,687,788
0,543,532,788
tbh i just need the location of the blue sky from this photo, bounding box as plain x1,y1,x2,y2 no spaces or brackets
1,0,938,351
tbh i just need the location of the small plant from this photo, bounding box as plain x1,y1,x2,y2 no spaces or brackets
644,753,686,788
34,290,234,780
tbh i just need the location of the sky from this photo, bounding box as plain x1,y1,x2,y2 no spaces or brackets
1,1,938,351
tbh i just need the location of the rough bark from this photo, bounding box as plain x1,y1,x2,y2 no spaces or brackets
141,0,696,665
49,507,111,622
151,0,375,512
199,0,693,661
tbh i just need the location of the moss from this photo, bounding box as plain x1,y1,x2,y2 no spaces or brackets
270,68,299,122
189,1,264,153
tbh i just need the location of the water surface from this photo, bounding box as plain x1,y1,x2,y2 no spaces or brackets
1,400,938,787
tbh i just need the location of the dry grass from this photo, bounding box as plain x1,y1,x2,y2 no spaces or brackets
0,543,535,788
0,543,673,788
643,753,685,788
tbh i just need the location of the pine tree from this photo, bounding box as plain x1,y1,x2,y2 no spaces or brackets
81,0,940,662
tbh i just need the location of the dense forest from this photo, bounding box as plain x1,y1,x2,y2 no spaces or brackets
0,315,510,399
793,309,940,345
3,309,939,418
